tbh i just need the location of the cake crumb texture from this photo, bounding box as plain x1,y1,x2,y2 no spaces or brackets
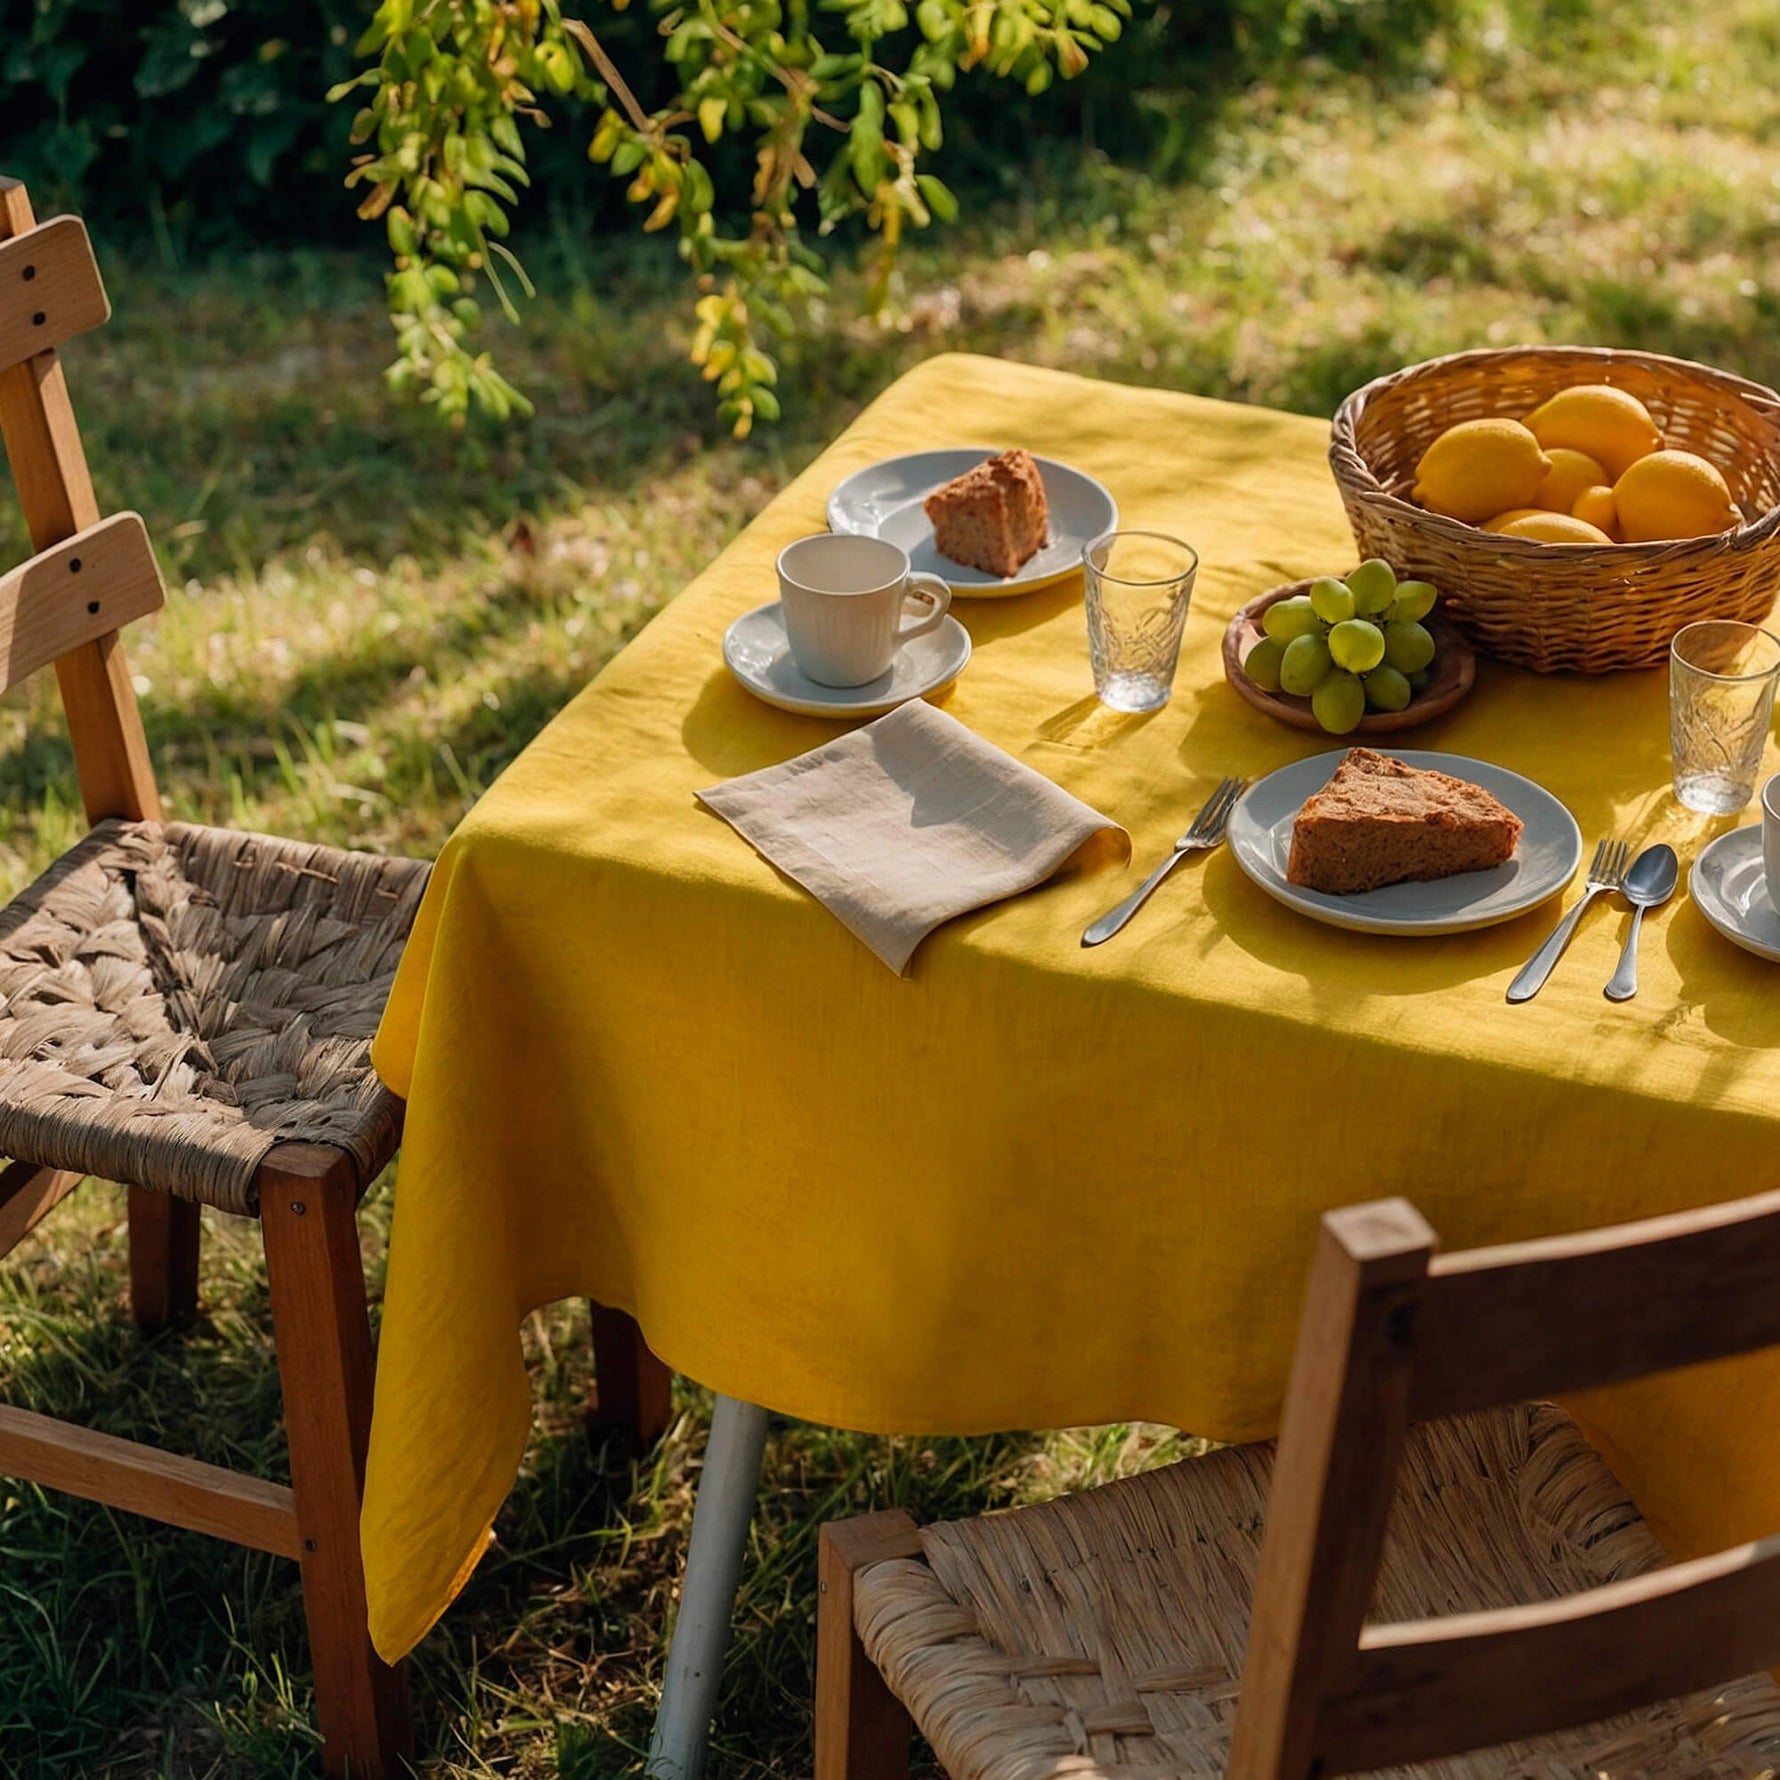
1286,748,1523,895
922,448,1051,577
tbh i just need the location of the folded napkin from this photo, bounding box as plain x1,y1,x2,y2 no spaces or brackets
697,701,1129,973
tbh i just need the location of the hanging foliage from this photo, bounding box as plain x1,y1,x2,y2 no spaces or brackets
333,0,1133,429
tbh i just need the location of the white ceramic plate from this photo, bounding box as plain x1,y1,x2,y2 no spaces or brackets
1226,750,1583,936
826,448,1118,598
722,600,972,719
1689,826,1780,963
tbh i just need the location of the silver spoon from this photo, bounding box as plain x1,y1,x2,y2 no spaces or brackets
1604,843,1678,1003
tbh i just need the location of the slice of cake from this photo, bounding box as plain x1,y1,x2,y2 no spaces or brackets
922,449,1051,577
1287,748,1522,895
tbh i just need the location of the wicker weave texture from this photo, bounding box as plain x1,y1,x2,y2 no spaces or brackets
855,1404,1780,1779
0,820,429,1214
1329,346,1780,673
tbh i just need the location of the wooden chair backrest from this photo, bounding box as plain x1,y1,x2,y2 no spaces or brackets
1226,1188,1780,1778
0,176,161,824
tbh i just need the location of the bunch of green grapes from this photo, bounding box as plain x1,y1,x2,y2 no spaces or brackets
1244,560,1439,735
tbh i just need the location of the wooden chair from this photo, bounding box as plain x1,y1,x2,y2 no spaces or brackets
0,175,663,1773
0,176,422,1776
818,1189,1780,1778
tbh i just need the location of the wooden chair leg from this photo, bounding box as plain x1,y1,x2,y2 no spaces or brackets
588,1301,673,1452
816,1510,923,1780
128,1185,200,1330
261,1143,413,1780
0,1163,83,1258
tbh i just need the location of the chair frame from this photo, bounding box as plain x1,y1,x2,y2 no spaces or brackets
0,175,671,1775
0,175,413,1776
819,1184,1780,1780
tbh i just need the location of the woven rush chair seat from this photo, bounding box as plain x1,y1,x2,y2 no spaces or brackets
0,818,429,1215
853,1403,1780,1780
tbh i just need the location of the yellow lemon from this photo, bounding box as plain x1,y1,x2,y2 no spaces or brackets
1491,511,1615,544
1481,508,1546,532
1412,418,1551,523
1612,449,1741,542
1532,447,1608,513
1522,384,1662,480
1570,484,1623,542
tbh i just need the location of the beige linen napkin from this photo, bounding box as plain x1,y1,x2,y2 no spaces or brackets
697,701,1129,973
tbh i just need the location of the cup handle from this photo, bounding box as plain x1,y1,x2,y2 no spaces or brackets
897,573,952,644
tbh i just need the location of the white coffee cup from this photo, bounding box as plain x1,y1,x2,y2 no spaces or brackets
777,534,951,688
1763,771,1780,904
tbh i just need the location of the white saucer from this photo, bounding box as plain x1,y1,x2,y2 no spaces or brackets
1226,750,1583,936
826,448,1118,598
722,601,972,719
1689,826,1780,963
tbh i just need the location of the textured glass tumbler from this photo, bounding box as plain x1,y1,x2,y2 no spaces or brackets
1084,531,1199,713
1670,620,1780,814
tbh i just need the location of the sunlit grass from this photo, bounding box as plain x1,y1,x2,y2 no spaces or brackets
1,0,1778,1771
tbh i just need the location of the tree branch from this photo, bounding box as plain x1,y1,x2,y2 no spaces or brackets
560,17,650,131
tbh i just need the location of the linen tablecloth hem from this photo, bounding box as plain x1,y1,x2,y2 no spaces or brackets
365,1272,1289,1662
366,1445,511,1664
371,1522,498,1668
369,1291,1741,1662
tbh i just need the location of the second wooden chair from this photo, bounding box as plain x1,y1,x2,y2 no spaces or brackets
820,1188,1780,1778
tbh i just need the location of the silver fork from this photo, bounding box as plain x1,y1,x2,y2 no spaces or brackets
1505,838,1629,1004
1082,777,1247,947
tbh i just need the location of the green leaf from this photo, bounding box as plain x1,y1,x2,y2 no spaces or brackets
465,168,521,203
681,159,716,214
465,192,510,235
918,89,943,151
134,16,210,100
390,267,433,312
915,173,957,222
355,0,411,58
852,79,886,188
540,42,577,95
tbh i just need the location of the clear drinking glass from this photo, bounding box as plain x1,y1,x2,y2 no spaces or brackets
1670,620,1780,814
1083,531,1199,712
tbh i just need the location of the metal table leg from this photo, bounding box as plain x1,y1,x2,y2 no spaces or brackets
646,1393,771,1780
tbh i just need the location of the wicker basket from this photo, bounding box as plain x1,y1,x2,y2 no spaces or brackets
1329,345,1780,672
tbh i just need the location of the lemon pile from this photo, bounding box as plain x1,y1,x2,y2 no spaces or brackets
1410,385,1743,544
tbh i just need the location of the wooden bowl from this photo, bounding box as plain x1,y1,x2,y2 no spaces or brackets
1221,580,1478,735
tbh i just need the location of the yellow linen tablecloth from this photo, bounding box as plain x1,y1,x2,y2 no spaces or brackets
364,353,1780,1664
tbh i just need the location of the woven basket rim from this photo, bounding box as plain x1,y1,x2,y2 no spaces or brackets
1331,343,1780,554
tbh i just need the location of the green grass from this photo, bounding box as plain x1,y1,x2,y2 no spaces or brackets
3,0,1780,1771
